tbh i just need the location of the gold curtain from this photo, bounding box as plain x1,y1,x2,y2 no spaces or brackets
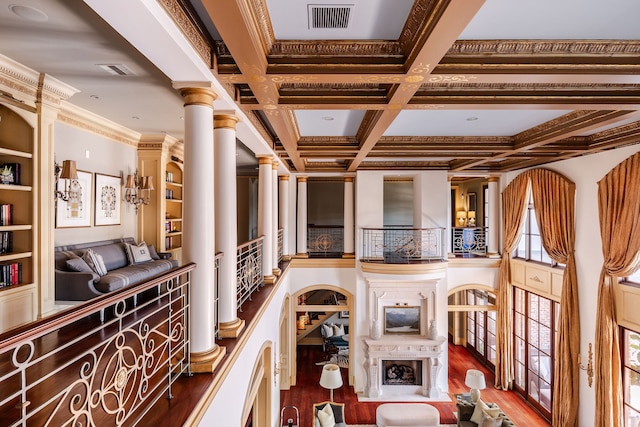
595,152,640,427
494,173,529,390
529,169,579,427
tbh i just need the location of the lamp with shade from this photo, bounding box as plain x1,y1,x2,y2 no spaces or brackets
54,160,80,203
456,210,467,227
465,369,486,403
467,210,476,226
319,363,343,402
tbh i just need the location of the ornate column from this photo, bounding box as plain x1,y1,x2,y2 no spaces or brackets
488,177,500,257
279,175,290,260
214,113,245,338
343,176,355,258
272,161,280,276
258,155,275,284
176,85,225,372
296,176,308,257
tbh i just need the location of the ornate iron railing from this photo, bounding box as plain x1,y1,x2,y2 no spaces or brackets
213,252,222,339
237,236,264,311
0,264,195,427
277,228,283,264
361,227,446,263
452,227,488,256
308,225,344,256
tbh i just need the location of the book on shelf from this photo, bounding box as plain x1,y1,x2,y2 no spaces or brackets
0,261,21,287
0,231,13,253
0,162,21,185
0,203,13,226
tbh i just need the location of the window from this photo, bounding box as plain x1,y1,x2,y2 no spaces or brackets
623,328,640,426
514,194,557,266
625,269,640,285
483,184,489,247
513,287,559,420
466,289,497,368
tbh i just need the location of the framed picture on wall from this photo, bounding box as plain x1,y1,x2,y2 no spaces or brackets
384,306,420,335
94,173,121,226
468,192,477,212
56,170,92,228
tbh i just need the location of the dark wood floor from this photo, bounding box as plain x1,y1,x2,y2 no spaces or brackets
280,344,551,426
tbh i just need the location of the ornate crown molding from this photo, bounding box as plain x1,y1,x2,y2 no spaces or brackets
269,40,404,58
447,39,640,56
158,0,212,65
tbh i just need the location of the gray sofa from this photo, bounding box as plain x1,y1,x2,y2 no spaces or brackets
55,237,178,301
457,398,516,427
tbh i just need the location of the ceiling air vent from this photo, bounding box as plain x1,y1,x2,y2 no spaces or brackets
96,64,135,76
308,4,352,29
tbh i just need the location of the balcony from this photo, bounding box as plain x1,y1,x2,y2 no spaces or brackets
360,227,447,265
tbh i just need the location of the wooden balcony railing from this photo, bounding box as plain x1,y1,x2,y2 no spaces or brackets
0,264,195,427
236,237,264,311
361,227,446,263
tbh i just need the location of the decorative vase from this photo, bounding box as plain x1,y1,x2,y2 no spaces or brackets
428,320,438,340
371,319,382,340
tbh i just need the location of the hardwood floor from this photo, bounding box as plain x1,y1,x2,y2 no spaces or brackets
280,344,551,426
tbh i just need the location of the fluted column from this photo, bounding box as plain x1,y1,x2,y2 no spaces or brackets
343,176,355,258
488,176,500,257
176,85,225,372
296,176,308,257
279,175,290,261
272,161,280,276
214,113,245,338
258,155,275,284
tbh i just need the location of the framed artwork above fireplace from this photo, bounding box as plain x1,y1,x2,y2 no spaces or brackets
384,306,420,335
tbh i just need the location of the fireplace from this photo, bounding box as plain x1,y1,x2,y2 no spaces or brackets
383,360,422,386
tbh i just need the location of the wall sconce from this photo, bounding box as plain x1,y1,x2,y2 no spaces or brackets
467,211,476,227
457,210,467,227
54,160,79,203
578,342,593,388
124,171,154,212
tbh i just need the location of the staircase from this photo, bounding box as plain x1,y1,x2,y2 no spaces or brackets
296,311,333,344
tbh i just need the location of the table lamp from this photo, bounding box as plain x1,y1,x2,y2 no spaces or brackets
465,369,486,403
457,210,467,227
320,363,343,402
467,211,476,226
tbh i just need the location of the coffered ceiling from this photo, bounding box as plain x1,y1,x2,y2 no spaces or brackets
2,0,640,175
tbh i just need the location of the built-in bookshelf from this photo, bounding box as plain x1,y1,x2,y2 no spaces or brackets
0,104,37,332
164,161,183,261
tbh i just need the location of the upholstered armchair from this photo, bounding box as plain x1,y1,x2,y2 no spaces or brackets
312,401,346,427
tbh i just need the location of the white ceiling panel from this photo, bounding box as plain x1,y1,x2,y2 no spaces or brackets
295,110,366,136
461,0,640,40
383,110,573,137
265,0,414,40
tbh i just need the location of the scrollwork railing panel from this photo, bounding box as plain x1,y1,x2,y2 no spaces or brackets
361,227,446,263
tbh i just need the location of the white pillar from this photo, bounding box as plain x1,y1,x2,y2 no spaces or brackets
272,161,280,276
488,176,500,257
279,175,290,260
296,176,308,257
177,85,225,372
343,176,355,258
214,114,245,338
258,155,275,283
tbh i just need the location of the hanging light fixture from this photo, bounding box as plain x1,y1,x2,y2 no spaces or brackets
124,171,154,212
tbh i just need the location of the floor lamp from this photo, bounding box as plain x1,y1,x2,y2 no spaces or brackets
320,364,343,402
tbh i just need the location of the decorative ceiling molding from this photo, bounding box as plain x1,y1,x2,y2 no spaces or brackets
447,39,640,56
158,0,213,65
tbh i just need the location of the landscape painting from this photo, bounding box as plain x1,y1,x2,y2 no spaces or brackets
384,306,420,335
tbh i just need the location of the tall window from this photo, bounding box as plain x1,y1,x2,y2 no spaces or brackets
514,194,555,265
466,289,497,368
623,327,640,426
483,184,489,247
513,287,559,420
625,269,640,285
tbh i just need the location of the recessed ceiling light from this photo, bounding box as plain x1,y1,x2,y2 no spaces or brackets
132,116,139,120
9,4,48,22
89,95,100,99
466,117,478,121
322,116,334,121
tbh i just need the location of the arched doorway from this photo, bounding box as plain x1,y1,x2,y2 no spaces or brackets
241,342,273,427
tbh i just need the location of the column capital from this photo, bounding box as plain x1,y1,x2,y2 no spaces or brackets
488,176,500,183
214,113,240,130
344,176,354,183
177,87,217,107
297,176,308,183
257,155,273,165
272,161,279,170
280,175,290,181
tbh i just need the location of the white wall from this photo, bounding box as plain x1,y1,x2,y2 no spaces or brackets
504,143,640,426
54,123,137,245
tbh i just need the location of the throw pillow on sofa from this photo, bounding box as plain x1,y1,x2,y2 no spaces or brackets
316,403,335,427
66,256,100,282
478,408,504,427
125,242,153,265
83,248,107,276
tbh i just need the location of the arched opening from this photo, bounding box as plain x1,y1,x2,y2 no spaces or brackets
291,285,353,387
278,295,291,390
241,342,273,427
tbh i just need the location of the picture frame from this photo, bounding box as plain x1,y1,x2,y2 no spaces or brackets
468,192,477,212
94,173,121,226
56,170,92,228
339,310,349,318
384,306,420,335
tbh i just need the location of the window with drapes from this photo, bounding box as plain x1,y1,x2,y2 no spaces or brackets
513,287,559,420
624,270,640,285
623,327,640,426
466,289,497,368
